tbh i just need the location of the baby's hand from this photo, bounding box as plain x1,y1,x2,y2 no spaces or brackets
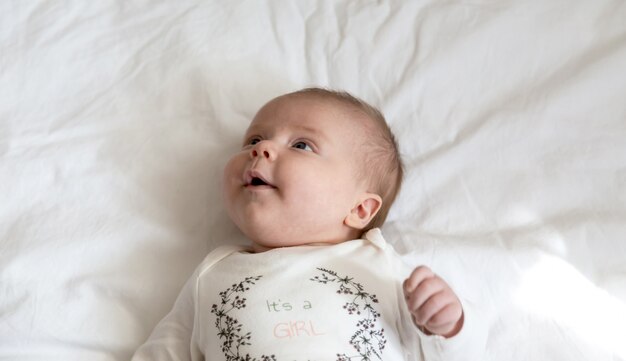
403,266,464,338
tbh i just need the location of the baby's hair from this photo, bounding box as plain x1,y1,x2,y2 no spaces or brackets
287,87,404,232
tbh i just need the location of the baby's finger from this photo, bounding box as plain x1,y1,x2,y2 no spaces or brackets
406,277,445,313
403,266,435,294
412,291,452,326
425,303,462,330
425,305,464,337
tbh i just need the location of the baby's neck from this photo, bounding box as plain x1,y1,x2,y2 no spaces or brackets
250,240,348,253
248,229,364,253
250,243,273,253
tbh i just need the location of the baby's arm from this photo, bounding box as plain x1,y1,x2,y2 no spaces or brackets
402,266,464,338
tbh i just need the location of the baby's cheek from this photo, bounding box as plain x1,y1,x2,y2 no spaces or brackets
222,155,246,198
223,153,246,182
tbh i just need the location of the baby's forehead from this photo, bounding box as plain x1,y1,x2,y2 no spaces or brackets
249,93,376,134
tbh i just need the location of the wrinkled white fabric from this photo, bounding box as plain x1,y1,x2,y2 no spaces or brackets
1,1,626,361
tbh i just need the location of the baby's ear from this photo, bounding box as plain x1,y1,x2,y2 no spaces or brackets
344,193,382,230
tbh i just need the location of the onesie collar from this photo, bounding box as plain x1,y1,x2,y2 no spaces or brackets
363,227,387,250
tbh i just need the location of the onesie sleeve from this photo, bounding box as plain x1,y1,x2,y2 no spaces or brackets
131,267,202,361
131,245,248,361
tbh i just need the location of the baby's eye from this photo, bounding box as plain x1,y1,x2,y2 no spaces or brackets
292,141,313,152
245,136,262,146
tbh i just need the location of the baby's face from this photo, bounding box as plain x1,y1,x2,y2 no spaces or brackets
222,95,370,249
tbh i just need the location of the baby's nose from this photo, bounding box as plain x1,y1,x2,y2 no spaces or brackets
251,148,270,158
250,141,275,160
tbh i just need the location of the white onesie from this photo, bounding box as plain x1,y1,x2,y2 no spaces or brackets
132,228,485,361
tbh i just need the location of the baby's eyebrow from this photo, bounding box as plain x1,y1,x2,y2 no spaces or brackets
292,124,327,140
244,124,328,141
242,125,263,138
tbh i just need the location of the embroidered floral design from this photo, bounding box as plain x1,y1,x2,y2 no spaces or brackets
211,275,276,361
311,268,387,360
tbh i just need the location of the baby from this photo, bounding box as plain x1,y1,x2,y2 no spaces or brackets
132,88,483,360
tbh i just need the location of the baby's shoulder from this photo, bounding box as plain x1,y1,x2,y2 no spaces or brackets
195,244,250,276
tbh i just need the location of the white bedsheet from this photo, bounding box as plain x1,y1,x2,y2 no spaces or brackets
1,1,625,360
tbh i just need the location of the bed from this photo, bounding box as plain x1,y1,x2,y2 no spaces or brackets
1,1,625,360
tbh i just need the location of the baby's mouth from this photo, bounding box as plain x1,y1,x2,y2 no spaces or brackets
244,170,277,189
250,177,269,186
